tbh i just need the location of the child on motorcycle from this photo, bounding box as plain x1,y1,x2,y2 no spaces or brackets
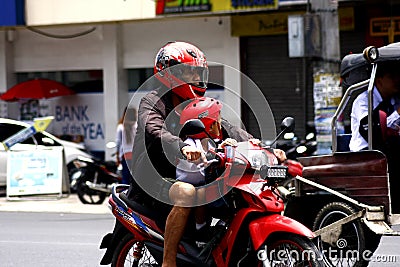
175,97,286,245
175,97,229,245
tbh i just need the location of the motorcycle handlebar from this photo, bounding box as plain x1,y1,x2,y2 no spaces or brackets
197,158,220,169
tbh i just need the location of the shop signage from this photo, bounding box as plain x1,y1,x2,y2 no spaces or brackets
370,17,400,37
232,7,354,37
157,0,212,14
156,0,278,15
53,94,104,151
232,12,294,36
49,94,105,152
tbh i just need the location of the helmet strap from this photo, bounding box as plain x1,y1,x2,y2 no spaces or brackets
187,84,197,99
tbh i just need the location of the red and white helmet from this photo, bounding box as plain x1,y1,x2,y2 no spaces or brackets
154,41,208,100
180,97,223,139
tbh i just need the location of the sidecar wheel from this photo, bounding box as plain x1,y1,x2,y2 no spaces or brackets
313,201,366,267
257,234,324,267
112,233,159,267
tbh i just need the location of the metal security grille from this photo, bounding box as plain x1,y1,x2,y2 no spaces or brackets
240,8,373,141
240,35,307,141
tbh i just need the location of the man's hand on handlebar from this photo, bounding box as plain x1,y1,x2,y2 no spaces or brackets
218,138,238,148
249,138,261,146
273,149,287,163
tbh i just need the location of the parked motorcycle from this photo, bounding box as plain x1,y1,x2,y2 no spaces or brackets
71,155,121,204
99,118,323,266
283,132,317,160
268,131,317,160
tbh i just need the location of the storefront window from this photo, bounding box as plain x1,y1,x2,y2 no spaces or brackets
16,70,103,93
127,68,153,91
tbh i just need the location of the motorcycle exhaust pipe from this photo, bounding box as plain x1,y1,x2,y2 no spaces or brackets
85,181,114,193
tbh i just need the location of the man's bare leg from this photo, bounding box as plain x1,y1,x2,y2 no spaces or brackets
162,182,195,267
162,206,191,267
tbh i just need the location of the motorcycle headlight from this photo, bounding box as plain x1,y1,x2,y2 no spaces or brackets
260,165,288,184
245,150,270,170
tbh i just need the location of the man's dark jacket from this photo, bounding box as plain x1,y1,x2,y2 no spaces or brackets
129,86,253,203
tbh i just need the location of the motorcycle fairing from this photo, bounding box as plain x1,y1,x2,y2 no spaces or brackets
248,214,315,250
212,207,264,266
234,179,285,213
111,196,164,241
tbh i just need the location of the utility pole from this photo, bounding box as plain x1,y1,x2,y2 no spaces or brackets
310,0,341,154
310,0,340,72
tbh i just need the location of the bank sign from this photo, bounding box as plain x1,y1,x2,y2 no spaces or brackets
156,0,278,15
49,94,105,152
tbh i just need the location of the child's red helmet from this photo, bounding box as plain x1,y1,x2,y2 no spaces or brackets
154,41,208,100
180,97,223,139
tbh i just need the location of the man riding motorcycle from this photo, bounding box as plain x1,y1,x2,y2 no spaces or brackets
125,41,286,267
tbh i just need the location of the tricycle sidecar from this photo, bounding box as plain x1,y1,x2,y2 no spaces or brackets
283,42,400,267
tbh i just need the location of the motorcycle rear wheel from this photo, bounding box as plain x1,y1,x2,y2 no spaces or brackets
112,233,159,267
76,177,107,205
258,234,324,267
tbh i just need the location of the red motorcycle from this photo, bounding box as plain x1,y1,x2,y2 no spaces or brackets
100,118,323,267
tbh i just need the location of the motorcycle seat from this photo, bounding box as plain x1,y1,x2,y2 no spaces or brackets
119,191,170,229
120,192,161,218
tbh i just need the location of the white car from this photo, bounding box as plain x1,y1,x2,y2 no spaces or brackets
0,118,94,189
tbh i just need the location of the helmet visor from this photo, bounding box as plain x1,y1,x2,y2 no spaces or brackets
169,64,209,88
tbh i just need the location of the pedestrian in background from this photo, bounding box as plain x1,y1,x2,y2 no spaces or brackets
115,106,137,184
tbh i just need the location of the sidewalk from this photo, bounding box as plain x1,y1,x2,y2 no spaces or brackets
0,193,110,214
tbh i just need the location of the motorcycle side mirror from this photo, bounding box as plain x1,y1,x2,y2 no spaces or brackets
267,117,296,147
106,141,117,149
280,117,295,133
180,119,218,148
180,119,206,137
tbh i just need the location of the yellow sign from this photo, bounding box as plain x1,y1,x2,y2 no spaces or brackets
370,17,400,37
156,0,278,15
231,7,354,37
213,0,278,12
339,7,355,31
232,12,295,36
33,116,54,132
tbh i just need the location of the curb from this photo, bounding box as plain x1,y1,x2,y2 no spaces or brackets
0,194,111,214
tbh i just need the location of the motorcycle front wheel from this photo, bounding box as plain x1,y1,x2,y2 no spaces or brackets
112,233,159,267
76,176,107,204
258,234,324,267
